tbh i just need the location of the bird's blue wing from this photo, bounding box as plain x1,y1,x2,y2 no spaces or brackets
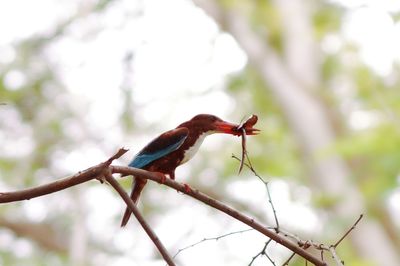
128,128,188,169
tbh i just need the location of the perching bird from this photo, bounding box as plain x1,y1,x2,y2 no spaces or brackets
121,114,259,226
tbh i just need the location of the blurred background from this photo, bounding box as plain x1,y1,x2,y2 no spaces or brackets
1,0,400,265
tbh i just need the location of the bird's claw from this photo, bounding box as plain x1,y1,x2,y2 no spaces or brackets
183,183,192,193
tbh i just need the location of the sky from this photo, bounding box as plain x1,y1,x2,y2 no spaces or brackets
1,0,400,265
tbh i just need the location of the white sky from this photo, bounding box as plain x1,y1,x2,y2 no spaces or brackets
1,0,400,265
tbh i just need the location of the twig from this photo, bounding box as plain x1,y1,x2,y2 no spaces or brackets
173,228,253,259
232,154,280,229
282,252,295,266
326,214,363,266
103,171,176,266
111,166,326,266
332,214,363,248
280,214,364,265
0,148,128,203
248,239,276,266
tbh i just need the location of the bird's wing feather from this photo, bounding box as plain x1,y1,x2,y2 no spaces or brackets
128,127,188,169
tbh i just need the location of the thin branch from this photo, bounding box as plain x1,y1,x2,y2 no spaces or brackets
103,171,176,266
232,154,280,229
280,213,364,265
111,166,327,266
233,153,363,266
332,214,363,248
282,252,296,266
326,214,364,266
248,239,276,266
173,228,253,259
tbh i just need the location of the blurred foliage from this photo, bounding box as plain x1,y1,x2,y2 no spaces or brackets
228,67,303,178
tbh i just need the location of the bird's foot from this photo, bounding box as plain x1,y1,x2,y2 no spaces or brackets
183,183,192,194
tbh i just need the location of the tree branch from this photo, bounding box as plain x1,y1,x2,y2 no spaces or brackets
0,151,326,266
103,171,176,266
0,148,127,203
111,166,326,266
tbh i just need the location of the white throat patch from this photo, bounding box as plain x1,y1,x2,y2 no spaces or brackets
181,131,213,165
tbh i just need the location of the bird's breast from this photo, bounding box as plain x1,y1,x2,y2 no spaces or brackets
180,132,210,165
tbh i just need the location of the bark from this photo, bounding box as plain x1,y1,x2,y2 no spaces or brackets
192,0,400,265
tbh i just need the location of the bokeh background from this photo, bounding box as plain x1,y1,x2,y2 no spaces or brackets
1,0,400,265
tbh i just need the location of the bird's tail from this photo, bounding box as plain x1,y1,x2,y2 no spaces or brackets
120,177,147,227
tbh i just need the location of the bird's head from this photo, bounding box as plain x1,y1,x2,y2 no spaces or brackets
179,114,260,136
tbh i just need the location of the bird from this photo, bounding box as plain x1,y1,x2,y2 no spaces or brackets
121,114,259,227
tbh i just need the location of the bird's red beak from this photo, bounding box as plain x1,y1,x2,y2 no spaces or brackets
214,120,260,136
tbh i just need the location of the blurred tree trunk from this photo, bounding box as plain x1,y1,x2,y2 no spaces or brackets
193,0,400,265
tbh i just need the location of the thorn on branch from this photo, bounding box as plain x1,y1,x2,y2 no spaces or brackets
102,148,129,167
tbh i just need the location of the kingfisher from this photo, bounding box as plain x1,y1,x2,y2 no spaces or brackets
121,114,259,226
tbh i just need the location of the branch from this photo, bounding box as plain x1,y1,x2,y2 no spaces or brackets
0,149,176,265
111,166,327,266
0,148,127,203
0,152,325,265
103,171,176,266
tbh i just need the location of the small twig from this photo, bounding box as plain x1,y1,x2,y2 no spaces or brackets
248,239,275,266
265,182,280,230
281,214,364,265
332,214,363,248
104,171,176,266
325,214,363,266
173,228,253,259
232,154,280,229
282,252,296,266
